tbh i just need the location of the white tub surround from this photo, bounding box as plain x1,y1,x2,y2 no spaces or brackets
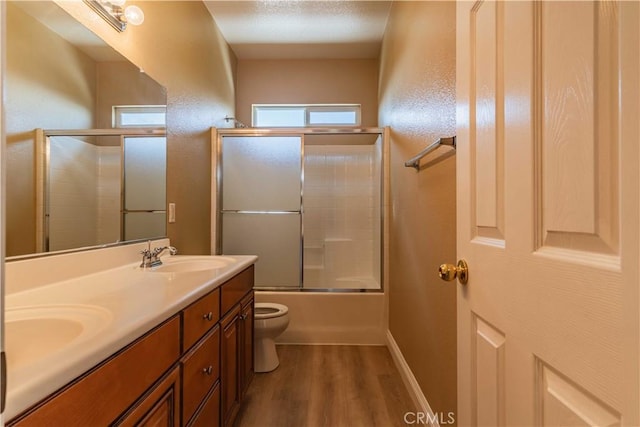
255,291,386,345
4,241,256,420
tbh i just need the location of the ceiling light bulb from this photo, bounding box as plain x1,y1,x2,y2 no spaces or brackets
124,5,144,26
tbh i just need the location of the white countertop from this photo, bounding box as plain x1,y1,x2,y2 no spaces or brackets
4,252,257,421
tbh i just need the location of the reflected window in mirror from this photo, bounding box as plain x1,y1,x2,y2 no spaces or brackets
113,105,167,128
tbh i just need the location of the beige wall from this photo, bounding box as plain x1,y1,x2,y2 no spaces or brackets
235,59,378,126
6,2,97,256
95,61,166,129
379,1,457,417
57,0,237,254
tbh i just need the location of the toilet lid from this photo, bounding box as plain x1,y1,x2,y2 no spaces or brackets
254,302,288,319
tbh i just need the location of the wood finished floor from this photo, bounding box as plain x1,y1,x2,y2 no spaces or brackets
235,345,417,427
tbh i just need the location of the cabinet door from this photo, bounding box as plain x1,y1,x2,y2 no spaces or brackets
239,295,254,397
220,306,241,427
114,365,181,427
187,383,220,427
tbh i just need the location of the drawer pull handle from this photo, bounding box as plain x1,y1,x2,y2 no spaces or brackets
203,312,213,321
202,366,213,376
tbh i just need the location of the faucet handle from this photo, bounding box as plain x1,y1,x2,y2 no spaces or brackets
139,248,153,268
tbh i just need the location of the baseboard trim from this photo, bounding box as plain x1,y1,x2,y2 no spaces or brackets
386,330,439,427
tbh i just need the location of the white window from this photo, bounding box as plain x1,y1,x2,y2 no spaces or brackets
252,104,361,127
113,105,166,128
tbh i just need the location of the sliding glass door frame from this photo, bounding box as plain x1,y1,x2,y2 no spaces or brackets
214,127,386,293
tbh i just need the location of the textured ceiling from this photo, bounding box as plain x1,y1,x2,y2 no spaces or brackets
203,1,393,59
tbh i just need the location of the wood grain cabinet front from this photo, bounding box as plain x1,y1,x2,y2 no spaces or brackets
239,293,255,398
183,288,220,351
219,266,255,427
182,325,221,425
187,383,221,427
114,366,181,427
220,305,241,427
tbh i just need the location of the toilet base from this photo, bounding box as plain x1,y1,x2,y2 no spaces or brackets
254,337,280,373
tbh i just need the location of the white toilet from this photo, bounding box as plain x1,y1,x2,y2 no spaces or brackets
254,302,289,372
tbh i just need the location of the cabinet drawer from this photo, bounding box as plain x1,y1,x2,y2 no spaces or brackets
221,266,254,315
182,325,220,425
187,382,221,427
9,316,181,427
183,288,220,350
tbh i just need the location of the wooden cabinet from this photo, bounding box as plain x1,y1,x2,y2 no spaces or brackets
182,288,220,350
239,294,254,398
220,266,255,427
181,288,221,426
220,305,241,426
181,326,220,425
7,266,254,427
114,366,181,427
187,383,221,427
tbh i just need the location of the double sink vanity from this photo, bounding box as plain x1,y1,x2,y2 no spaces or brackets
4,239,257,426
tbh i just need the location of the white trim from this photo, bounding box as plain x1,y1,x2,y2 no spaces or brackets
386,329,440,427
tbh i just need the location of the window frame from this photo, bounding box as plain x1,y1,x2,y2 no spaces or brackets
252,104,361,128
112,105,167,128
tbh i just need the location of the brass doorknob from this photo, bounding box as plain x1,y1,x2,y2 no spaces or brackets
438,260,469,285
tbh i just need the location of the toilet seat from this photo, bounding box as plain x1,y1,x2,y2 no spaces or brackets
255,302,288,319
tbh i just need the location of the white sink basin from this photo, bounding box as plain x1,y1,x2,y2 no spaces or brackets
149,256,236,273
5,305,112,370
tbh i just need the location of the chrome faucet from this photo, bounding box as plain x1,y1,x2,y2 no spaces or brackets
140,242,177,268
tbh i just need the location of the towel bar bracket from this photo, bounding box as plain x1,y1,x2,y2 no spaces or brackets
404,136,456,171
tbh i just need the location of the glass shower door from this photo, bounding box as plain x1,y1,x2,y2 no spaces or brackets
123,136,167,241
220,136,302,288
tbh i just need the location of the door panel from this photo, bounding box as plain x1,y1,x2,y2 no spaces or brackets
474,315,506,427
537,1,620,257
472,0,505,241
221,136,301,212
457,1,639,426
222,212,301,288
536,361,621,426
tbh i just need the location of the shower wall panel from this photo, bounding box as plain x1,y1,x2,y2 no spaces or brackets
303,144,381,289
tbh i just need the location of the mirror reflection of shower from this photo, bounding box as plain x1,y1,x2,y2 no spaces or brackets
37,129,166,252
218,130,384,292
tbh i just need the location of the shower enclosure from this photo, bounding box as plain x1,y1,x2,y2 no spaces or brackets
36,128,166,252
216,128,385,291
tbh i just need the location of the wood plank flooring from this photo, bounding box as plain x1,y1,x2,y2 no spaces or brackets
235,345,417,427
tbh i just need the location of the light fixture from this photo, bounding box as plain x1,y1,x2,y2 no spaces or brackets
84,0,144,32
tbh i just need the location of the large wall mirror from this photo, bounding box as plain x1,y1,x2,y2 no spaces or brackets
6,1,168,258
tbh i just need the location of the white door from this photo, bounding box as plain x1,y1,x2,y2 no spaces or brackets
456,1,639,426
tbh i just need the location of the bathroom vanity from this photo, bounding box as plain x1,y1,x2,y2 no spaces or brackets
4,241,256,427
